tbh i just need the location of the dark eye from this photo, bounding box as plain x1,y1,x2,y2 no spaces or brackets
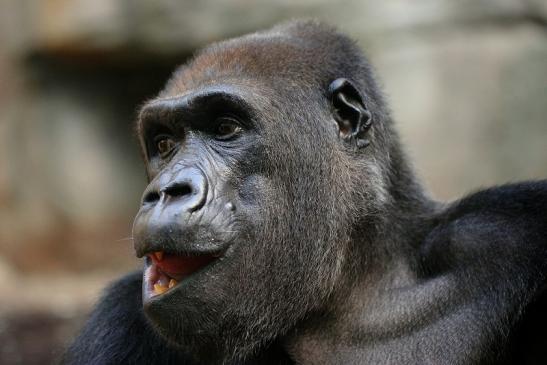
155,136,177,158
214,117,242,140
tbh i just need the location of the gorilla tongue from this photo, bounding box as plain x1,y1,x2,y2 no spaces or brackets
150,251,217,283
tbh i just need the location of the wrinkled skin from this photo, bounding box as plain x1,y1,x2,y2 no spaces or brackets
63,20,547,365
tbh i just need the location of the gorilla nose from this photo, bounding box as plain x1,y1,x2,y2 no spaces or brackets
142,168,208,213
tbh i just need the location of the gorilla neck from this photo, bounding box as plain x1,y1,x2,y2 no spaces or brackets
286,146,441,364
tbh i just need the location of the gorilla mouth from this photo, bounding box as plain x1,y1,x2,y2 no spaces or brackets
144,251,219,298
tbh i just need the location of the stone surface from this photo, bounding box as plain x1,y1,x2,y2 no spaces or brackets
374,24,547,198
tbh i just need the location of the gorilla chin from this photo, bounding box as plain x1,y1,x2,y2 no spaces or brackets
142,255,227,360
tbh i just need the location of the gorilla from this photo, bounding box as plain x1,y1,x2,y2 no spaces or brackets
62,20,547,365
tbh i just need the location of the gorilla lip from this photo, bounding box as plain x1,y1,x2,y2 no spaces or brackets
145,251,219,297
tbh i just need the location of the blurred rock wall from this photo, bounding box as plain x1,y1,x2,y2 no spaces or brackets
0,1,546,363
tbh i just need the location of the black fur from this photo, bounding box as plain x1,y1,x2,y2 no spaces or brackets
62,20,547,365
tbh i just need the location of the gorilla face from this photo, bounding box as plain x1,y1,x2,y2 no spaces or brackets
132,22,385,363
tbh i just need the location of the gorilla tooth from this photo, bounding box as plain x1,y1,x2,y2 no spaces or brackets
154,251,164,261
152,277,177,296
153,283,169,295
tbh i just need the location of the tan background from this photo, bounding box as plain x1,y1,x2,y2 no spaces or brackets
0,1,546,364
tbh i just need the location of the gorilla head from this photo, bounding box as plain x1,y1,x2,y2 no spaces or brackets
132,20,411,363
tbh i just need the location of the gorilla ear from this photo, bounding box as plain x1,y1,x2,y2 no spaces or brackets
329,78,372,148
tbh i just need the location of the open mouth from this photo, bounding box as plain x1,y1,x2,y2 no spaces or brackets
144,251,220,298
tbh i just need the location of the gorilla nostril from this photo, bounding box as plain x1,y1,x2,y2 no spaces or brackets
162,183,192,198
143,169,207,212
143,191,161,205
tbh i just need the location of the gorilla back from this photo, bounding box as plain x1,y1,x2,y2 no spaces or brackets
62,20,547,365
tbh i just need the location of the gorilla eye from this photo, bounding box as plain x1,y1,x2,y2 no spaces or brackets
155,136,177,158
214,117,242,140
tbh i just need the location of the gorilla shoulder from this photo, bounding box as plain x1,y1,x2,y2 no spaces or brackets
422,180,547,275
